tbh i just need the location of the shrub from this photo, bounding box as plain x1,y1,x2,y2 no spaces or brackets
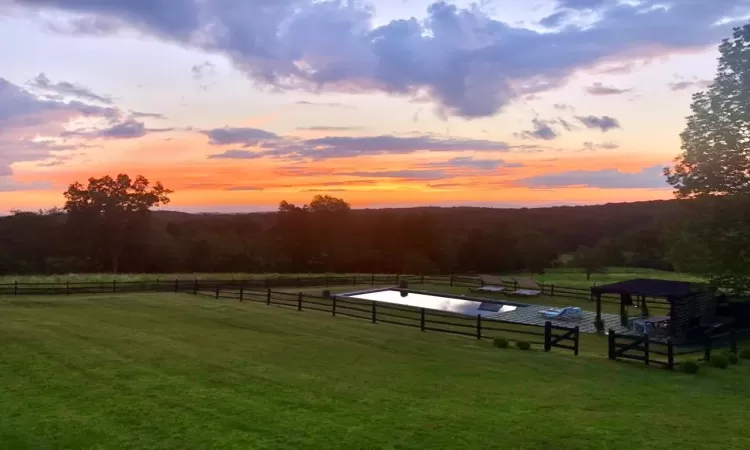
493,337,509,349
398,280,409,289
322,289,331,299
681,360,700,374
726,352,739,365
739,348,750,360
710,354,730,369
516,341,531,351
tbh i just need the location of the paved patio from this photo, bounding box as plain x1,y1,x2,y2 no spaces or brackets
488,304,631,335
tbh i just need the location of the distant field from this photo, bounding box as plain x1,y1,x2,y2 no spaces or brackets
0,267,705,287
1,292,747,449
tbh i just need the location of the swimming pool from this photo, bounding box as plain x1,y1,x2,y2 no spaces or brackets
344,289,526,318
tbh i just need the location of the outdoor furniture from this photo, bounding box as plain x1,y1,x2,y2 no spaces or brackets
474,274,506,293
506,277,543,296
539,306,582,320
629,315,670,337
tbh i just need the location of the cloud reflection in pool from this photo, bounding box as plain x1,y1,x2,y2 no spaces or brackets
346,289,519,317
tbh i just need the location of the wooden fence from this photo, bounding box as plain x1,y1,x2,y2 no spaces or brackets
607,328,750,370
0,273,671,313
193,283,580,355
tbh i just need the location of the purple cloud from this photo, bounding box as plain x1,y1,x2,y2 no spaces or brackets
28,73,113,104
13,0,748,118
585,82,632,96
576,115,621,132
518,165,669,189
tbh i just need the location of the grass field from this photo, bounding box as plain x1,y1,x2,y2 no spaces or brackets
1,292,748,449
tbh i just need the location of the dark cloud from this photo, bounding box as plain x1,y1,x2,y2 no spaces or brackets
130,111,166,119
518,165,668,189
15,0,749,118
191,61,215,80
28,73,113,104
303,188,348,192
553,103,573,111
205,132,513,161
426,156,522,171
668,79,712,91
202,127,280,146
582,141,620,151
575,115,621,132
0,77,121,174
585,82,631,96
62,119,171,139
516,118,559,141
207,149,265,159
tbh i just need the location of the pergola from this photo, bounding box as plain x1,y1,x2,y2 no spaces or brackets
591,278,716,340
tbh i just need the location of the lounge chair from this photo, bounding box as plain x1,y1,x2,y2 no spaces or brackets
471,274,507,293
539,306,583,320
505,277,543,296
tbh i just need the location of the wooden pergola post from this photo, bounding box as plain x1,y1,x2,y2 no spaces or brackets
595,292,602,325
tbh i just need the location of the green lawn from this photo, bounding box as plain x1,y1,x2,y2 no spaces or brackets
1,293,748,449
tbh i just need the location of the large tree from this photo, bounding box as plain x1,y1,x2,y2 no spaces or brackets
665,23,750,293
63,174,172,273
666,24,750,197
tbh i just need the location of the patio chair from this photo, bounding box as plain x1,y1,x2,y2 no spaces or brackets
539,306,583,320
472,274,507,293
505,277,543,296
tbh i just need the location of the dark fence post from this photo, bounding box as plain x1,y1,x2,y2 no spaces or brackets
371,273,375,286
239,287,244,302
476,315,482,340
551,284,555,297
667,339,674,370
266,288,271,305
66,281,70,296
644,338,650,366
113,280,117,293
215,286,220,300
513,280,518,291
396,273,400,284
730,329,738,354
371,301,377,323
353,274,357,286
325,274,329,288
544,321,552,352
193,278,198,295
420,274,425,284
420,308,425,331
450,274,454,287
297,292,303,311
332,296,337,316
704,336,713,361
574,326,580,356
608,330,616,360
14,280,18,296
174,279,179,293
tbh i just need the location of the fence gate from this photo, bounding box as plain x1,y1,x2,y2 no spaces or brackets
543,322,580,355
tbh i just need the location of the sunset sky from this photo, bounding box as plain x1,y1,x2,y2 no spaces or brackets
0,0,745,213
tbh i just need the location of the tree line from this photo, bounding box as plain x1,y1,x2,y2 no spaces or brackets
0,182,687,277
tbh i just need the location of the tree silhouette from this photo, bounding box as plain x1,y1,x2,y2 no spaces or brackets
63,174,172,273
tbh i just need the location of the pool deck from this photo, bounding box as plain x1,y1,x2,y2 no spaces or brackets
489,304,631,335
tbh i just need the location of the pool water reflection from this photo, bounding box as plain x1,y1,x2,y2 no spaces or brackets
345,289,522,318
